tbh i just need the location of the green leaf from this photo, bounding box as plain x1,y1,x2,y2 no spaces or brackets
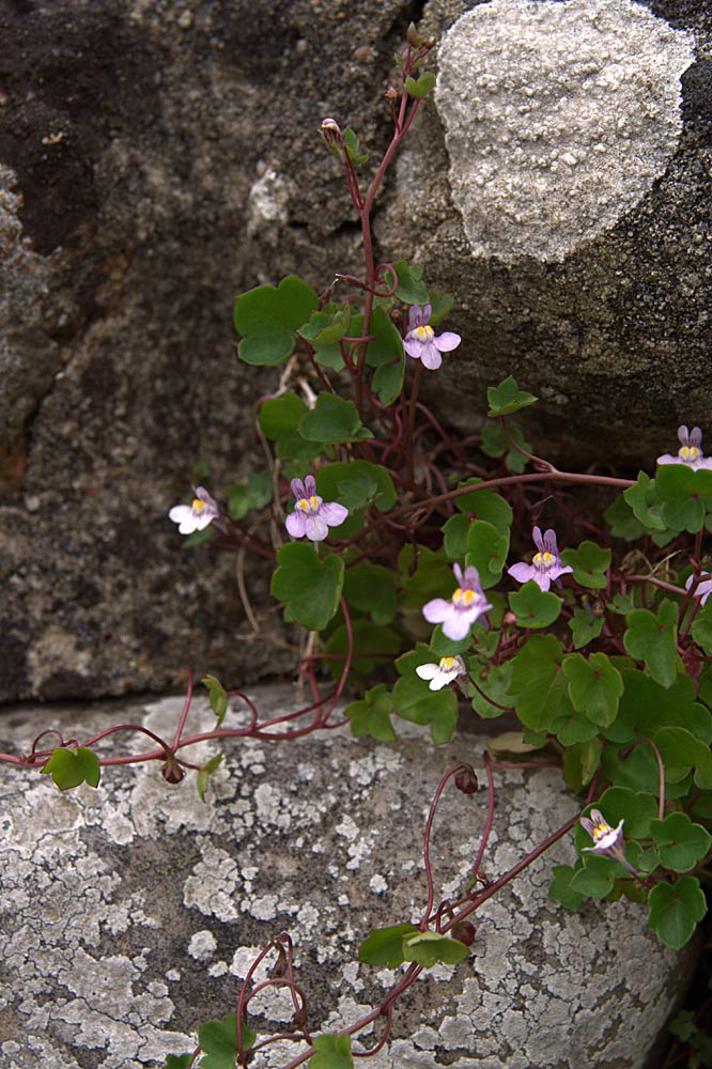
427,290,455,325
234,276,317,366
316,461,396,512
655,464,712,533
202,675,228,727
562,738,602,792
465,520,510,589
343,127,368,164
40,747,101,791
372,356,405,406
592,787,659,839
196,753,223,803
359,923,419,968
300,394,372,444
508,635,572,732
402,930,470,966
198,1014,255,1069
550,712,599,747
570,854,618,899
653,727,712,789
623,471,667,532
453,483,513,535
623,600,678,688
604,668,712,745
486,376,537,418
227,471,272,520
298,304,351,347
479,421,531,474
345,685,397,742
393,671,459,743
548,864,585,911
343,563,397,624
430,623,471,657
468,661,513,719
692,599,712,654
393,260,428,306
650,812,712,873
398,545,454,613
364,306,403,366
165,1056,192,1069
562,652,623,727
560,541,611,590
442,514,469,560
568,608,605,649
647,876,707,949
323,620,403,678
405,71,436,98
258,392,309,440
308,1034,354,1069
509,582,562,629
604,494,645,541
271,543,345,631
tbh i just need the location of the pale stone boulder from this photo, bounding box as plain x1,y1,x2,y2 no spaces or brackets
0,687,696,1067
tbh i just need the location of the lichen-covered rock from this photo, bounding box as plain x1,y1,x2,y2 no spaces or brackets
381,0,712,463
0,689,697,1068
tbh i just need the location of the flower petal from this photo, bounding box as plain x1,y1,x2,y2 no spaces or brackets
286,511,307,538
404,338,424,360
416,663,440,681
422,598,454,624
428,670,450,691
507,562,538,585
169,505,192,525
305,514,329,541
290,478,306,500
690,426,703,447
442,612,473,641
304,474,317,497
656,453,681,466
320,501,349,527
420,343,442,370
532,526,544,552
678,425,690,446
408,305,423,331
543,528,559,556
434,331,461,353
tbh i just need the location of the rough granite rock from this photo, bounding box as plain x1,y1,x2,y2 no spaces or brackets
0,0,408,702
381,0,712,462
0,688,697,1068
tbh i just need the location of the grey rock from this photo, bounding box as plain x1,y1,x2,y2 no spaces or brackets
0,0,403,702
0,689,697,1068
381,0,712,462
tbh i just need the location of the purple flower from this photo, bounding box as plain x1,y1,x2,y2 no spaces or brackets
580,808,638,877
403,304,461,371
169,486,220,535
285,474,349,542
507,527,573,593
686,572,712,605
422,564,492,641
657,425,712,471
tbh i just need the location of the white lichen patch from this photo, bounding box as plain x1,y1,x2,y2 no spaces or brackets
436,0,695,261
0,690,693,1068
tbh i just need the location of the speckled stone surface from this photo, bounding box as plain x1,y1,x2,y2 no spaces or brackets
0,688,696,1068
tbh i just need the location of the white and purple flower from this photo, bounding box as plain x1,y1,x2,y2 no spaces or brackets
579,808,637,877
507,527,573,593
422,564,492,642
685,572,712,605
285,474,349,543
168,487,220,535
657,425,712,471
416,655,467,692
403,304,461,371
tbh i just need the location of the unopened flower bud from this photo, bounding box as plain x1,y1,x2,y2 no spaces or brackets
502,610,517,626
406,21,423,47
455,765,478,795
384,85,399,101
161,755,185,784
320,117,343,155
451,920,476,946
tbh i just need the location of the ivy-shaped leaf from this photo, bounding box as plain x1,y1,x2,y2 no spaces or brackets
234,276,317,366
623,600,679,688
568,608,604,650
271,543,345,631
196,753,223,803
300,394,372,444
479,421,531,474
508,635,573,732
562,652,623,727
359,923,418,967
508,582,562,629
486,376,537,417
548,864,585,912
560,541,611,590
202,675,228,727
308,1034,354,1069
649,812,712,873
655,464,712,533
465,519,510,589
453,483,513,535
316,461,396,512
393,260,428,305
402,930,470,966
198,1013,255,1069
345,685,397,742
647,876,707,949
40,747,101,791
